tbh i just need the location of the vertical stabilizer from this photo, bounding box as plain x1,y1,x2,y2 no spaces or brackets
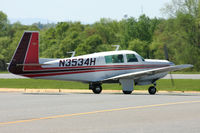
24,32,39,64
8,31,39,74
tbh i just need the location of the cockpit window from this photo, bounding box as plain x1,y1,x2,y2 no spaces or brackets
105,54,124,64
126,54,138,62
140,55,145,61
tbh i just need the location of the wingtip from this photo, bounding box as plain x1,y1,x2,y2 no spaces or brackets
186,64,193,68
178,64,193,69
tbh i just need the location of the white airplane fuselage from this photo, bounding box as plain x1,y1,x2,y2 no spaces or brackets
32,50,171,85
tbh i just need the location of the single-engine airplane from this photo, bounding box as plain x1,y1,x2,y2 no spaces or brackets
8,31,193,94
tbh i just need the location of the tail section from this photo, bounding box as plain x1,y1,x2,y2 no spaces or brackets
8,31,39,74
24,32,39,64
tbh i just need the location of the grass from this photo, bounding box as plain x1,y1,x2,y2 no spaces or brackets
0,71,9,73
0,79,199,92
171,71,200,74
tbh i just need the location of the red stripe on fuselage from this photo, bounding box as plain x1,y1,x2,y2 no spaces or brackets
22,64,168,71
21,65,168,77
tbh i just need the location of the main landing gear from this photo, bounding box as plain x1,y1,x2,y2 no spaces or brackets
89,82,157,95
123,90,132,94
148,83,157,95
89,82,102,94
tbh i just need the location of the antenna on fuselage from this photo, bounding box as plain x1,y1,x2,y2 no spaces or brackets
112,45,120,51
67,51,76,57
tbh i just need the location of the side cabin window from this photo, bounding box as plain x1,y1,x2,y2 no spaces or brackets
105,54,124,64
126,54,138,62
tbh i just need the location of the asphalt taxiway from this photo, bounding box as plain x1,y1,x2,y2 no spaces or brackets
0,92,200,133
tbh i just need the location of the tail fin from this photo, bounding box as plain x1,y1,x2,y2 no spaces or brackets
8,31,39,74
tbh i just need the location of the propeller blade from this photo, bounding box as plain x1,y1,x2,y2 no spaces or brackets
164,44,169,60
169,72,175,87
164,45,175,87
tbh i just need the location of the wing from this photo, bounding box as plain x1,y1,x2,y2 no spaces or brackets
104,64,193,81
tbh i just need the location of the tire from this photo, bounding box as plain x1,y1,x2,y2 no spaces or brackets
123,90,132,94
148,86,157,95
92,85,102,94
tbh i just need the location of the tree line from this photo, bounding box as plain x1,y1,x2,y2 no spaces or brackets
0,0,200,71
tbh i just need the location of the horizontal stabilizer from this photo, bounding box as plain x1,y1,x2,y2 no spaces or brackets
17,64,51,66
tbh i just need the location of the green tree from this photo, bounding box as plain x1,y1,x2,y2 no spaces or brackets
0,11,9,37
55,22,69,40
57,31,82,58
75,34,103,55
128,39,149,58
93,18,119,44
0,37,11,70
152,0,200,71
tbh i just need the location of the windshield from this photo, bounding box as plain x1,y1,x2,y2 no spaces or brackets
126,54,138,62
139,55,145,61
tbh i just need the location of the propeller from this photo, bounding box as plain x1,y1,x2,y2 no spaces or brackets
164,44,175,87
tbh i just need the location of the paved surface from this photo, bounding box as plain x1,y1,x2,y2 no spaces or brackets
162,74,200,79
0,74,27,79
0,92,200,133
1,73,200,79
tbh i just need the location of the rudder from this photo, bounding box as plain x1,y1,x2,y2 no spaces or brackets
8,31,39,74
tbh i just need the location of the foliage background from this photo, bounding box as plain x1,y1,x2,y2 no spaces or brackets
0,0,199,71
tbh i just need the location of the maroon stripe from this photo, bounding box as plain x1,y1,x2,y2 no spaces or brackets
23,64,168,71
9,32,32,74
21,65,169,75
22,67,158,78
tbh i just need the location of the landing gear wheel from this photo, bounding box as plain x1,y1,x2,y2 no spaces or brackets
148,86,157,95
92,85,102,94
123,91,132,94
